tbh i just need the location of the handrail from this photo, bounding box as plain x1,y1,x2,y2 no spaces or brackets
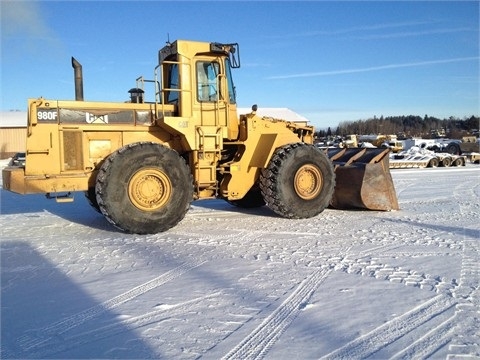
215,73,229,128
27,99,44,136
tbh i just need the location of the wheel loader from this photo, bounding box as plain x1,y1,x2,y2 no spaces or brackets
2,40,398,234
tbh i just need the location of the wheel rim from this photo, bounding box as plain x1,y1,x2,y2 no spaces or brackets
294,164,323,200
128,168,172,211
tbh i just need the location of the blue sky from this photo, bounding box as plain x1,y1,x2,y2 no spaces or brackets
1,1,479,129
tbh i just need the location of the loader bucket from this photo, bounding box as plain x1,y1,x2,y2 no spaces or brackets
326,147,399,211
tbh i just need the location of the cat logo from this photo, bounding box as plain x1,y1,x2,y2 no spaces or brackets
86,113,109,124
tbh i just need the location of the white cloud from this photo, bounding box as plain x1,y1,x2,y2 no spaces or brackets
354,27,477,40
264,20,437,40
1,0,62,56
267,57,480,80
2,1,50,38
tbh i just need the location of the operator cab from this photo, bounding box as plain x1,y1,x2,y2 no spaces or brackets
157,40,241,140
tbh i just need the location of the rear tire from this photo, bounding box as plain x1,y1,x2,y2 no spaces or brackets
259,143,335,219
96,142,193,234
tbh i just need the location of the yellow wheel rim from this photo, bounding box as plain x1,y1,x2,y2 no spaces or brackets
294,164,323,200
128,168,172,211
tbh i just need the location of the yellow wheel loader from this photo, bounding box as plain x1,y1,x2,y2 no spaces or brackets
2,40,398,234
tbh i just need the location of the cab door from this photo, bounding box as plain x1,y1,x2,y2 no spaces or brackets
193,57,238,140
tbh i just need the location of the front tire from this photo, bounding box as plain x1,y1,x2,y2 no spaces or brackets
96,142,193,234
85,187,101,213
259,143,335,219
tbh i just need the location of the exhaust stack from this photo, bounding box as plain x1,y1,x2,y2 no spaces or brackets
71,57,84,101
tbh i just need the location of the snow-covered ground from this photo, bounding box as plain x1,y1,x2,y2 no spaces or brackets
1,162,479,359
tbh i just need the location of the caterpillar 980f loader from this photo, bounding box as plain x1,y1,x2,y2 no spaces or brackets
2,40,398,234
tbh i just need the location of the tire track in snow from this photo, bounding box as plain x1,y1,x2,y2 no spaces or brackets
330,237,460,295
222,267,332,360
440,177,480,358
446,238,480,358
334,255,458,294
320,294,456,359
173,229,320,247
390,314,456,359
15,259,206,354
354,243,403,257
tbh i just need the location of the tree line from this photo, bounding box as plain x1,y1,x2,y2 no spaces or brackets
318,115,479,139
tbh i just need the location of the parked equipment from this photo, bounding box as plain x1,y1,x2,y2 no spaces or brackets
446,136,480,163
446,136,479,155
2,40,399,234
390,147,466,169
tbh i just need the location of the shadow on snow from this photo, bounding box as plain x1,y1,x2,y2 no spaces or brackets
0,188,279,233
0,241,159,359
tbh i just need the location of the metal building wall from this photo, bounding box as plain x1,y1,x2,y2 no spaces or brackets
0,127,26,159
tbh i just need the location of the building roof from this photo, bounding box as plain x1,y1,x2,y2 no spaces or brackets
1,112,27,128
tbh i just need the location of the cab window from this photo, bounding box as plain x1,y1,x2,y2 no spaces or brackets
196,61,220,102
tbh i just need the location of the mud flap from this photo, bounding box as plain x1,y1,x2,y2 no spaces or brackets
326,148,399,211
